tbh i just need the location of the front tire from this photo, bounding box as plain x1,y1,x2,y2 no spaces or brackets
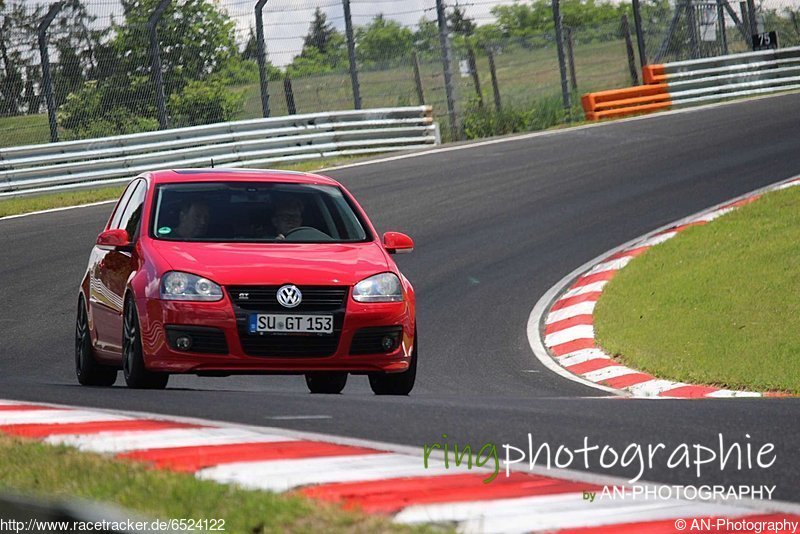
305,372,347,394
75,296,117,387
123,297,168,390
369,335,417,396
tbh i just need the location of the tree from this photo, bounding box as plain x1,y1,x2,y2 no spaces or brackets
492,0,627,41
303,7,338,56
58,0,243,137
413,17,439,56
356,14,414,66
241,27,258,61
289,7,346,74
115,0,238,95
0,1,43,115
448,4,475,37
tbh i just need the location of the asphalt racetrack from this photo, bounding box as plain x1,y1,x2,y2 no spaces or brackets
2,94,799,501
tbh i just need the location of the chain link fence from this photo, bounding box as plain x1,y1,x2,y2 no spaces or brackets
2,0,793,148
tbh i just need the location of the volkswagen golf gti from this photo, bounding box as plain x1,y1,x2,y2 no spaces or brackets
76,169,417,395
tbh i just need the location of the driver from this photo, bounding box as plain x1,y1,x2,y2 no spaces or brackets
271,197,304,239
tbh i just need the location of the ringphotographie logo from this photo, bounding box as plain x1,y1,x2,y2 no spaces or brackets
422,432,779,501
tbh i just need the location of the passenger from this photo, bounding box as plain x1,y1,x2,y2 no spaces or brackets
173,200,210,239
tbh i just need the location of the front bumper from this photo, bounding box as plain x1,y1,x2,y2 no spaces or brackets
135,295,414,374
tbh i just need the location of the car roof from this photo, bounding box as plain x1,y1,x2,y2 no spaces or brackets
147,168,340,186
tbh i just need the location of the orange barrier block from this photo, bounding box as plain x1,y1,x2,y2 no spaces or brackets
583,84,668,110
643,64,666,84
591,101,672,120
582,84,671,120
593,92,671,111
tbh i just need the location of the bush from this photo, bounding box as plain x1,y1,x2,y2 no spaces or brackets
58,80,159,139
61,112,159,141
462,102,529,139
168,79,244,127
461,95,575,139
213,57,282,85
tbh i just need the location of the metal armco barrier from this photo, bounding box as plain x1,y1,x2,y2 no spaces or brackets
0,107,439,199
581,46,800,120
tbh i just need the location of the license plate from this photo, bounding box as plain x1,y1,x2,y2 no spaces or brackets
248,314,333,334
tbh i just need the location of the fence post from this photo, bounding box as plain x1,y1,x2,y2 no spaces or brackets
720,2,748,42
745,0,758,39
552,0,572,118
739,2,752,46
255,0,270,118
466,43,483,107
37,1,64,143
412,51,425,105
435,0,460,140
716,0,728,54
621,14,640,85
342,0,361,110
487,47,501,112
565,27,577,91
685,1,700,59
148,0,171,130
655,1,684,62
631,0,647,68
283,73,296,115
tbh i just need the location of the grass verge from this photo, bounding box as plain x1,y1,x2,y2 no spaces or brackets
0,434,440,533
0,156,365,219
594,184,800,395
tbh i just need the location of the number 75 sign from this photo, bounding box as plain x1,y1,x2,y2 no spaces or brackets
752,31,778,51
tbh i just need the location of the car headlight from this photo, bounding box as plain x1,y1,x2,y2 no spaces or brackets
160,271,223,301
352,273,403,303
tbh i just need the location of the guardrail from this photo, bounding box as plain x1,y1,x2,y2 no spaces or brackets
0,106,439,199
581,46,800,120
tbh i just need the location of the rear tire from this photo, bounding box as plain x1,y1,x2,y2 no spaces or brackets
369,335,417,396
75,296,117,387
305,372,347,394
123,297,169,390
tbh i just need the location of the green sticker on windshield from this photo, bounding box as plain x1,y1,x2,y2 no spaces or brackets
158,226,172,235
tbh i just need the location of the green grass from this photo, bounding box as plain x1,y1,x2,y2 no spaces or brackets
0,39,635,148
594,185,800,395
0,434,441,533
0,156,364,219
238,40,633,128
0,186,127,218
0,113,51,148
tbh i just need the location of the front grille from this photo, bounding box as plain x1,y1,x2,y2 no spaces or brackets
227,285,347,357
227,286,347,312
239,334,341,357
350,326,403,355
165,325,229,354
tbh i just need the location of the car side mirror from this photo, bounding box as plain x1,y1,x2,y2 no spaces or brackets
383,231,414,254
96,228,132,250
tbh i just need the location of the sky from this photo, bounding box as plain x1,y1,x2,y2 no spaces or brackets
57,0,795,67
80,0,518,67
193,0,524,67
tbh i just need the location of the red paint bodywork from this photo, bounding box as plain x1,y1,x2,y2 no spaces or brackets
79,169,416,375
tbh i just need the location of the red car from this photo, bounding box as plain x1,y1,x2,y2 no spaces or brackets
76,169,417,395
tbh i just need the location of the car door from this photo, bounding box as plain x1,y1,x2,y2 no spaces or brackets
92,179,146,354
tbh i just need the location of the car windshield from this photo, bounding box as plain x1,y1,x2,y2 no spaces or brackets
150,182,370,243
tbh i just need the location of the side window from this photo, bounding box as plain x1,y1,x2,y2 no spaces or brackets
108,180,138,229
117,181,146,237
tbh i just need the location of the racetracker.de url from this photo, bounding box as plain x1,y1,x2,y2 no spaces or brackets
0,518,225,532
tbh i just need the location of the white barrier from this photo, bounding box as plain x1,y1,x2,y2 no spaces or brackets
583,46,800,120
0,107,439,198
646,46,800,108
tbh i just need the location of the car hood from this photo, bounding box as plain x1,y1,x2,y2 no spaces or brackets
149,240,391,287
